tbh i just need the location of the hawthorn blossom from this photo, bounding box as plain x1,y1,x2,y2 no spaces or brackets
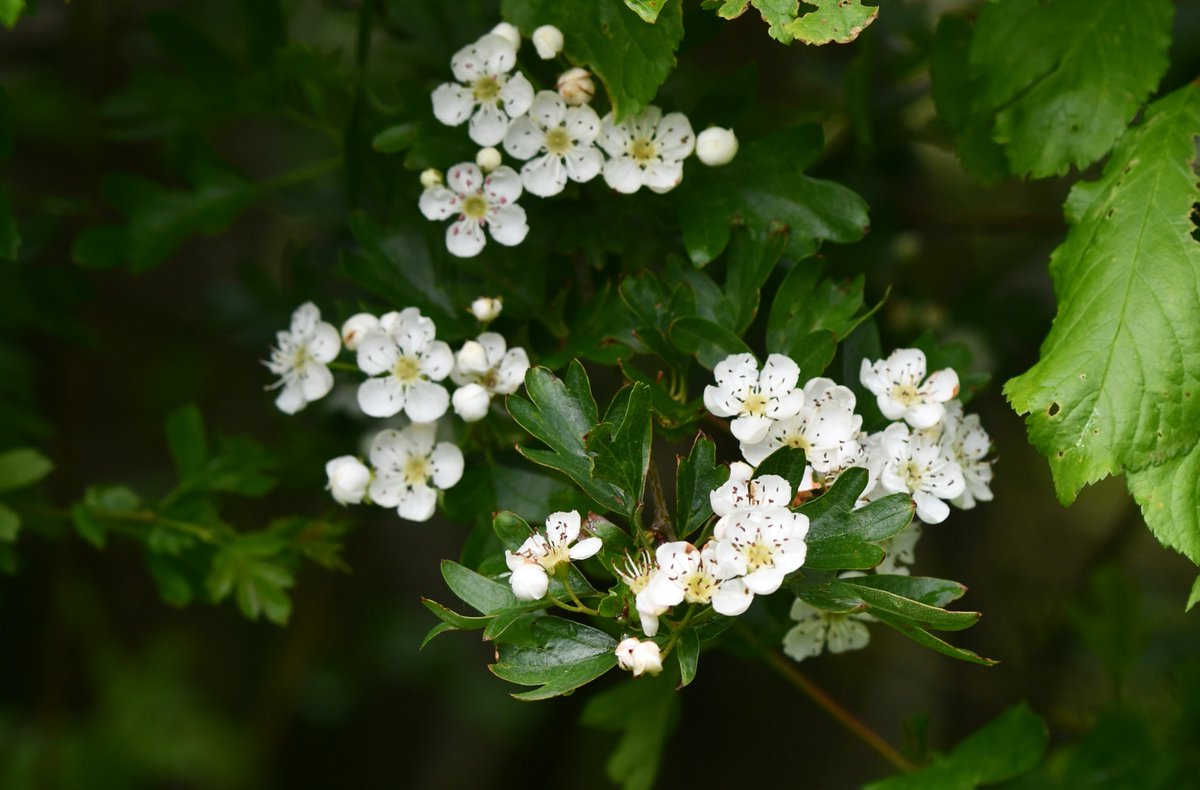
712,506,809,596
875,523,922,575
642,541,752,619
615,637,663,677
469,296,503,323
860,348,959,429
368,424,464,522
710,464,795,517
940,401,994,509
506,554,550,601
704,353,805,444
740,377,863,473
476,146,502,171
878,422,966,524
504,510,602,600
419,163,529,258
355,309,452,420
431,33,533,146
503,90,603,197
598,106,695,194
696,126,738,166
556,67,595,106
531,24,563,59
449,332,530,421
325,455,371,505
265,302,341,415
783,598,872,662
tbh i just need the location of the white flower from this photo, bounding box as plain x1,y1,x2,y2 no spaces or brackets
875,523,922,575
643,541,752,618
503,90,603,197
476,146,502,171
325,455,371,505
431,33,534,146
355,308,453,420
696,126,738,166
713,506,809,596
556,67,595,106
741,377,863,473
504,510,602,600
340,312,380,351
598,106,695,194
490,21,522,52
615,637,663,677
878,422,966,524
860,348,960,429
419,162,529,257
506,554,550,601
532,24,564,59
939,401,994,509
420,168,443,189
449,332,531,422
469,296,503,322
783,598,872,662
368,424,464,522
703,353,805,444
710,464,795,517
265,302,341,415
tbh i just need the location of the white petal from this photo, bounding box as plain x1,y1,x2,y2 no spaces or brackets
430,442,465,489
629,106,663,140
494,348,531,394
731,415,772,444
826,618,871,654
358,376,406,418
484,165,523,205
450,39,485,83
476,332,508,363
859,358,885,395
368,475,404,508
452,383,492,421
654,112,695,160
500,71,534,118
509,562,549,601
598,113,630,157
486,205,528,246
420,340,454,381
356,331,398,375
290,302,320,335
447,163,483,195
446,218,486,257
476,33,517,76
760,354,801,395
888,348,927,385
765,389,805,420
740,439,774,467
714,353,760,391
528,90,565,130
569,536,602,560
922,368,960,402
298,361,334,401
397,484,438,522
546,510,582,544
565,105,602,144
603,157,644,194
503,117,547,160
743,567,785,596
469,103,510,147
521,154,567,197
274,380,306,414
419,185,460,220
913,491,950,524
404,380,450,423
643,160,683,194
711,578,753,616
564,146,603,183
782,619,827,661
905,401,945,429
751,475,792,508
403,422,438,457
703,384,742,418
431,83,475,127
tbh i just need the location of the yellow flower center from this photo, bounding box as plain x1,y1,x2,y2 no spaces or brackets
472,75,500,103
742,391,769,416
682,571,715,603
893,383,919,405
394,355,421,384
403,456,430,485
744,540,774,573
462,194,489,220
630,137,657,164
902,461,924,490
786,432,812,453
545,127,572,156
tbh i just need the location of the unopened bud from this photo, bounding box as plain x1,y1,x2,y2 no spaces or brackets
490,22,521,52
532,24,564,59
452,383,492,422
420,168,443,188
556,67,595,106
475,146,502,172
696,127,739,166
456,340,491,376
325,456,371,505
469,296,503,322
340,312,380,351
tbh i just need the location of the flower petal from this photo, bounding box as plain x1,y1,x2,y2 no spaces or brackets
446,218,486,258
358,376,406,418
368,474,404,508
905,401,945,429
565,105,602,145
760,353,801,396
782,618,827,661
298,361,334,402
397,484,438,522
494,348,530,394
486,205,528,246
569,536,602,560
431,83,475,127
485,165,523,205
475,33,517,76
826,618,870,654
469,102,510,147
419,185,460,220
528,89,565,130
711,579,753,616
308,322,341,363
564,146,603,184
500,71,534,118
430,442,465,489
654,112,695,161
420,340,454,381
643,160,683,194
275,380,306,414
447,163,484,195
714,353,759,392
521,154,567,197
503,117,546,160
913,491,950,524
404,380,450,423
922,368,960,402
703,384,741,418
356,332,399,375
731,414,772,445
602,157,643,194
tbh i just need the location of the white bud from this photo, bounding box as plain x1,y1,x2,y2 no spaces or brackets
420,168,443,188
325,456,371,505
615,637,663,677
532,24,564,59
490,22,522,52
510,561,549,601
696,127,739,166
475,146,502,172
556,67,595,106
456,340,491,376
452,383,492,422
340,312,380,351
469,296,503,322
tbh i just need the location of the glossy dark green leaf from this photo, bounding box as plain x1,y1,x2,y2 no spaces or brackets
490,616,618,700
869,610,997,666
371,122,418,153
848,574,967,609
840,579,979,631
723,228,788,333
676,628,699,687
422,598,490,631
493,511,533,552
675,434,728,540
441,559,519,615
752,446,809,495
669,316,753,370
588,382,653,519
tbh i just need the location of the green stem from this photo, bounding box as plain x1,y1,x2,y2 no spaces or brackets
660,604,699,659
555,565,598,615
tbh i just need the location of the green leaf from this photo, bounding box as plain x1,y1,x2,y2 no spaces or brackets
483,607,540,644
206,537,294,625
71,485,142,549
1005,84,1200,505
676,628,699,687
623,0,668,23
371,122,418,154
619,361,706,438
723,228,788,334
490,616,618,700
669,316,753,370
1128,437,1200,566
0,447,53,493
584,512,635,572
0,0,25,30
753,446,809,494
0,502,19,542
766,264,879,356
587,382,653,519
501,0,684,120
870,610,997,666
493,511,533,553
675,434,728,540
582,674,680,790
145,551,195,608
866,703,1047,789
440,559,519,615
840,579,979,631
930,15,1008,184
953,0,1174,178
1188,575,1200,612
676,125,870,265
848,574,967,609
619,269,696,371
422,598,491,632
784,1,878,46
798,469,911,571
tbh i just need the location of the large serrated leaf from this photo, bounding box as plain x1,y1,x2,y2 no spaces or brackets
490,616,617,700
784,1,878,46
1005,85,1200,506
1128,437,1200,566
587,382,653,518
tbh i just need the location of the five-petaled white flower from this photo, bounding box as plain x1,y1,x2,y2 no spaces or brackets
431,33,534,146
503,90,604,197
368,424,464,522
450,332,531,422
598,106,695,194
860,348,960,429
878,422,966,524
939,401,994,510
615,637,663,677
419,163,529,258
704,353,805,445
713,505,809,596
740,377,863,473
642,541,752,619
782,598,872,662
325,455,371,505
355,308,453,421
504,510,603,601
265,302,341,415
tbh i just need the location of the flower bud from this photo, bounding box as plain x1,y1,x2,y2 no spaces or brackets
420,168,443,188
469,296,503,322
696,127,739,166
340,312,380,351
615,637,663,677
325,455,371,505
476,146,502,172
490,21,522,52
556,67,595,106
452,383,491,422
532,24,563,59
456,340,491,376
509,560,549,601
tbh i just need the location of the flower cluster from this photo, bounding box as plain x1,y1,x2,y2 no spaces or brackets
420,23,739,257
264,299,530,523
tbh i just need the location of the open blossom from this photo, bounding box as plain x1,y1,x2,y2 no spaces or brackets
265,302,341,415
356,308,452,420
783,598,872,662
860,348,960,429
741,377,863,472
710,464,795,517
598,106,695,194
704,353,805,444
325,455,371,505
642,541,752,620
878,422,966,524
939,401,994,509
713,505,809,596
419,163,529,258
450,332,530,421
431,33,533,146
368,424,463,522
615,637,663,677
503,90,603,197
504,511,602,601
